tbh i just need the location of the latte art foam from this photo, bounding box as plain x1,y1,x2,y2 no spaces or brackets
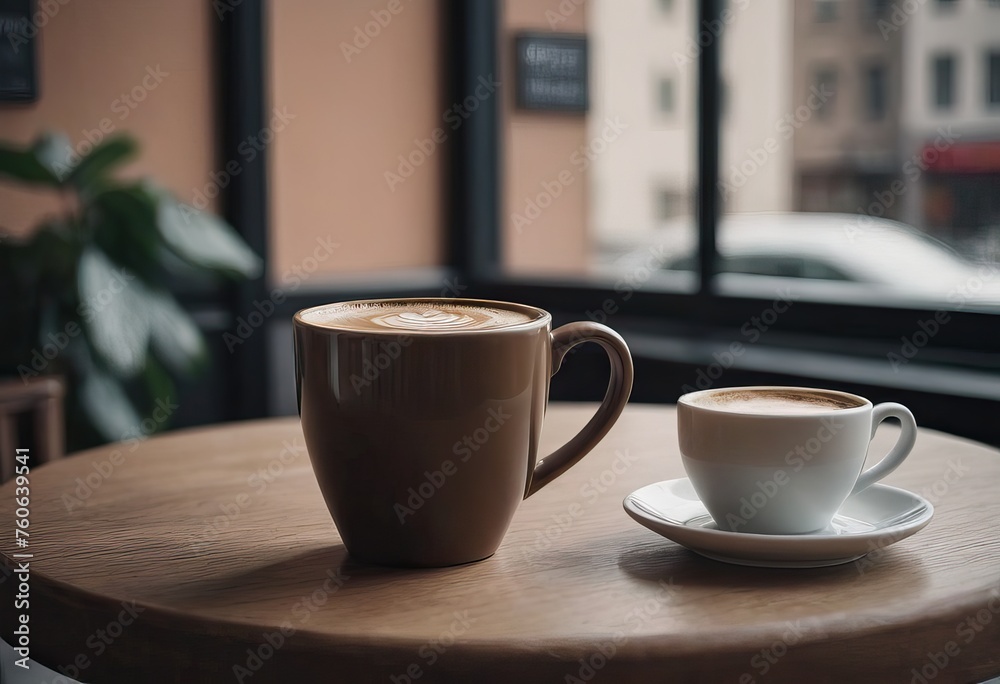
300,301,539,332
690,389,864,414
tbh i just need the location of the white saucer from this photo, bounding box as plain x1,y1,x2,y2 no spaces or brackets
623,478,934,568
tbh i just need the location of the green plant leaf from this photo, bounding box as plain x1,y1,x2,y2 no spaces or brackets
78,364,142,442
70,136,137,193
146,289,207,375
0,133,68,186
32,133,74,181
156,195,262,279
91,185,164,283
77,247,150,377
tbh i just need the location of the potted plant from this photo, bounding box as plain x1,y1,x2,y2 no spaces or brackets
0,132,260,449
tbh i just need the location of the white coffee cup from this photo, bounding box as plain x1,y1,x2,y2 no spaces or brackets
677,386,917,535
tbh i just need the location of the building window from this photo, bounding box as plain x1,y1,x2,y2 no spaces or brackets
655,188,686,221
657,77,675,114
814,68,837,119
865,65,887,119
988,51,1000,106
815,0,840,21
865,0,892,20
933,55,956,109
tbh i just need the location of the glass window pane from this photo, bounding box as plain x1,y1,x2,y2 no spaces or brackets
988,51,1000,106
865,64,887,120
816,0,840,22
501,0,696,290
933,55,955,109
720,0,1000,308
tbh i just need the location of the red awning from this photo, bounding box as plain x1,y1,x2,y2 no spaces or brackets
922,140,1000,173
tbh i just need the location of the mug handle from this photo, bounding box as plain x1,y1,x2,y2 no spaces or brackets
525,322,634,498
851,402,918,495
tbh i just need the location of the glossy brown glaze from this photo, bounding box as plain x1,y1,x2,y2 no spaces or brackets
293,298,633,567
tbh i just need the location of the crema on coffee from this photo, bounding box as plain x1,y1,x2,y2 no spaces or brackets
299,300,540,332
687,388,864,414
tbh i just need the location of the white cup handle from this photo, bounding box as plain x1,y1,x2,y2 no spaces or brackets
851,402,918,495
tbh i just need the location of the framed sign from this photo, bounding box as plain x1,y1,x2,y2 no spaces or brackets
514,32,588,113
0,0,38,102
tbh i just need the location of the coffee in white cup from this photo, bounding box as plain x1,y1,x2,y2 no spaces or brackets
677,386,917,534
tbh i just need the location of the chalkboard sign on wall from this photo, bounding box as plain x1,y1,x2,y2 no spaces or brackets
514,33,588,113
0,0,38,102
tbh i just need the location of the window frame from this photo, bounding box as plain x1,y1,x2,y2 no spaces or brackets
815,0,841,23
863,62,887,120
987,50,1000,107
933,53,957,110
220,0,1000,445
813,66,838,120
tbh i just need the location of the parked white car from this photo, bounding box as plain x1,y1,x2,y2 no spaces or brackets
599,213,1000,307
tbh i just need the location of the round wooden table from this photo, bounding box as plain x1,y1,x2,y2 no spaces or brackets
2,404,999,683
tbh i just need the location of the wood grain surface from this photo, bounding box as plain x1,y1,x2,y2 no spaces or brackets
1,404,999,683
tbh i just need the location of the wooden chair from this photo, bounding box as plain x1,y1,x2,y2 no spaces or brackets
0,376,65,483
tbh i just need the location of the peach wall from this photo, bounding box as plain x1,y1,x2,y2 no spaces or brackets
0,1,217,236
502,0,589,274
267,0,444,284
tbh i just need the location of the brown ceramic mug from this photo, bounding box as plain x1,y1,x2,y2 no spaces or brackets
293,298,633,567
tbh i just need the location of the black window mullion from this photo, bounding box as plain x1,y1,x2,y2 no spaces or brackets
696,0,722,295
446,0,501,282
219,0,270,420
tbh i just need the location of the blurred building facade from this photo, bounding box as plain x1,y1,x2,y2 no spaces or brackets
899,0,1000,260
585,0,1000,263
791,0,903,217
588,0,794,244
